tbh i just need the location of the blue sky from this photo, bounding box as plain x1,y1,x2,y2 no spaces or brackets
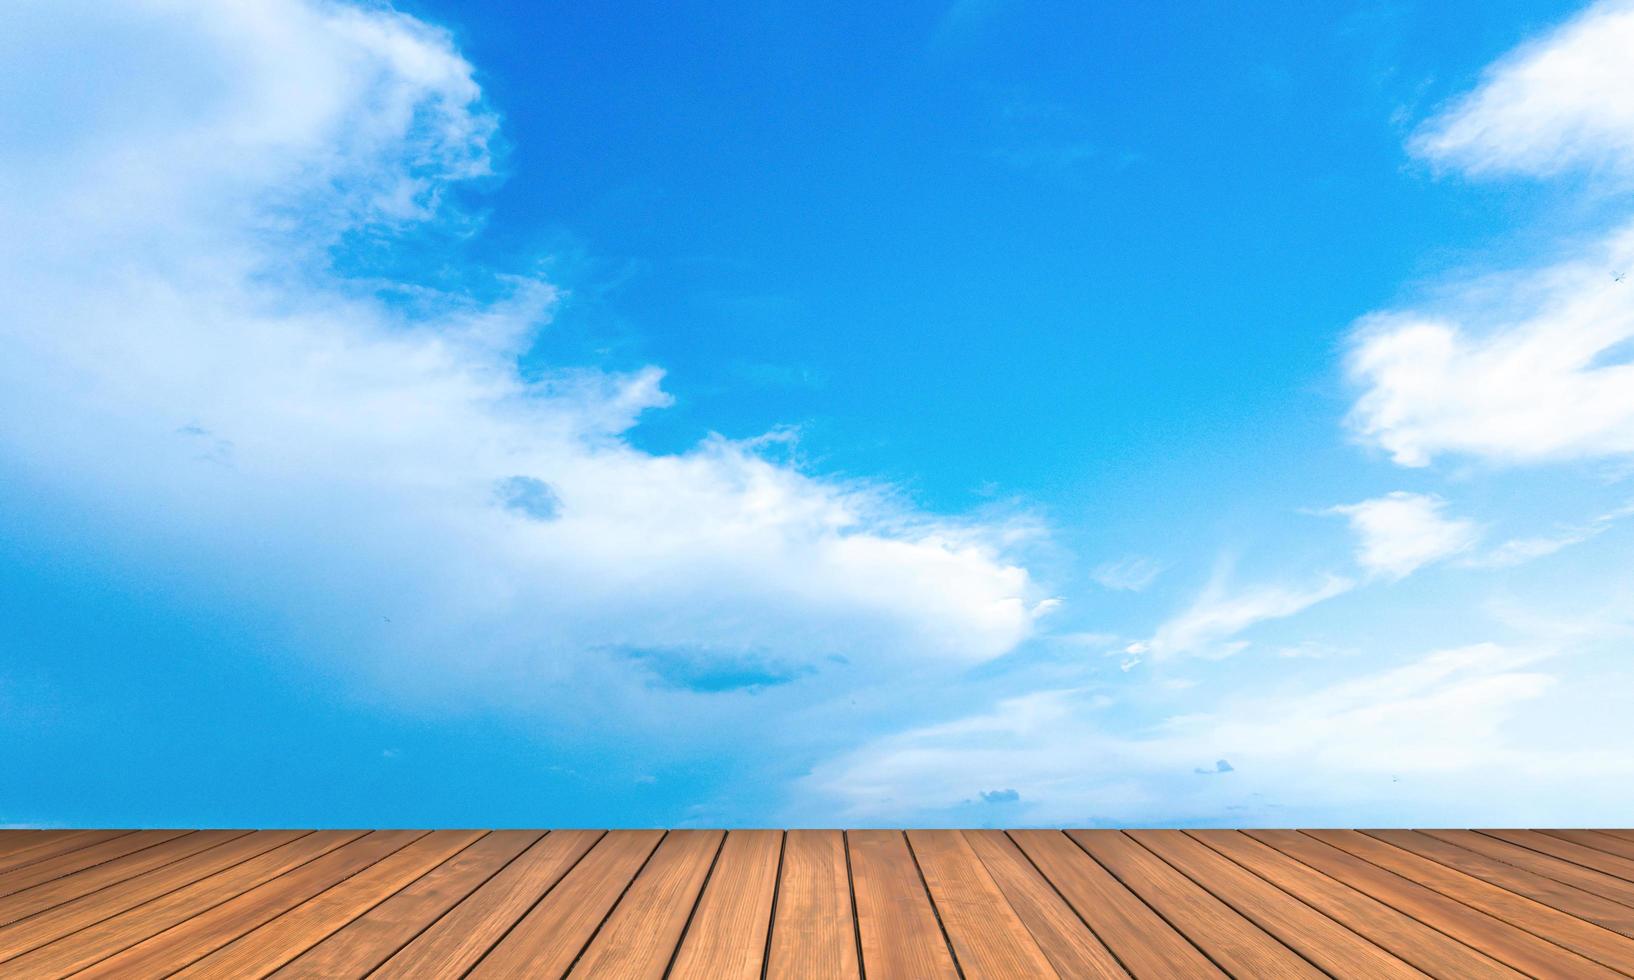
4,0,1634,828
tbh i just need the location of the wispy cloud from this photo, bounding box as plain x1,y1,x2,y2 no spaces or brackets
1472,499,1634,567
1328,491,1479,580
1134,571,1354,660
805,642,1634,825
1090,556,1166,592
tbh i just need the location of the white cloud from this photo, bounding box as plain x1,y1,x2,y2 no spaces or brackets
1411,0,1634,178
1329,491,1479,580
0,0,1048,696
1473,499,1634,567
1347,1,1634,468
806,642,1634,825
1089,556,1165,592
1142,572,1353,660
1346,231,1634,467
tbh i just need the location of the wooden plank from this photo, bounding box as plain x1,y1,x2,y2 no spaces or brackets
1130,830,1421,979
0,830,364,975
1426,830,1634,908
962,830,1127,979
765,829,861,980
0,831,82,863
273,830,543,979
0,829,189,899
669,829,780,980
1011,829,1224,978
172,830,485,978
1311,830,1634,975
1250,830,1619,980
907,829,1058,979
847,830,959,980
1477,830,1634,893
373,829,601,979
1369,830,1634,940
466,829,662,978
0,830,130,874
1541,829,1634,864
0,830,315,962
69,830,426,979
1190,831,1520,979
0,830,250,927
1070,830,1317,978
568,828,724,978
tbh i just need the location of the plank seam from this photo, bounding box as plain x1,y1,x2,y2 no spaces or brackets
0,832,138,876
557,830,670,980
1122,831,1342,980
902,831,964,980
843,831,866,980
324,830,548,978
0,831,192,901
1282,830,1595,975
1174,831,1425,977
1061,830,1232,977
456,828,609,979
758,830,785,980
661,830,729,979
998,829,1134,978
1472,831,1634,897
0,830,258,930
94,830,432,978
0,830,322,967
204,830,497,977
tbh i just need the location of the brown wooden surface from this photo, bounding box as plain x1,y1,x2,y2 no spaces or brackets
2,828,1632,978
764,829,860,980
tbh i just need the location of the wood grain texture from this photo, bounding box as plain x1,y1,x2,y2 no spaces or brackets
1012,829,1225,978
1541,829,1634,864
1309,829,1634,976
907,829,1058,979
1130,829,1422,979
0,830,130,874
0,829,189,899
568,828,724,979
1190,830,1521,980
172,829,485,979
0,830,321,965
1,827,1632,977
1071,830,1318,979
848,830,959,980
373,828,601,979
0,829,250,928
467,829,663,979
765,829,861,980
273,829,543,979
669,829,781,980
1481,829,1634,885
962,829,1127,979
1368,830,1634,940
1250,830,1619,980
1455,830,1634,904
70,830,425,979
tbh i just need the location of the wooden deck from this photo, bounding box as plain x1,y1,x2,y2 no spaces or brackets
2,830,1634,977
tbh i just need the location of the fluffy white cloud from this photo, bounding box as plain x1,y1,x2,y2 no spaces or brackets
1137,573,1353,660
1348,1,1634,468
0,0,1049,692
807,642,1634,825
1329,492,1479,579
1346,230,1634,467
1411,0,1634,178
